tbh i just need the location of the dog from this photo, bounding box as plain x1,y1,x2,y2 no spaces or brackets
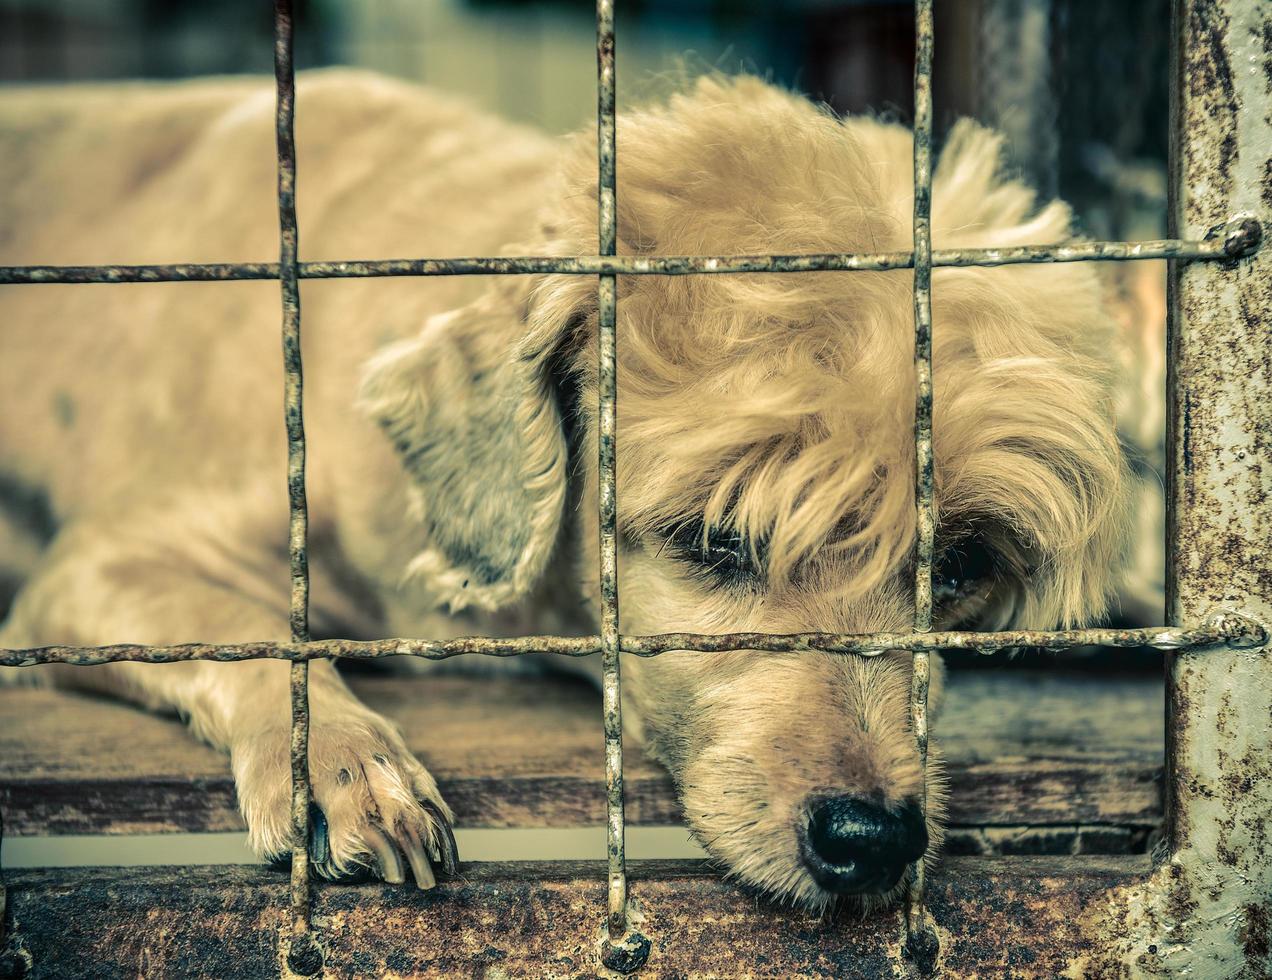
0,70,1131,910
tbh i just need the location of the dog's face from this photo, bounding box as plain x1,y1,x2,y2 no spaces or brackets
361,77,1130,910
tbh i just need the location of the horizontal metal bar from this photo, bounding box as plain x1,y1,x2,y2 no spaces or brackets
1,613,1262,667
0,230,1259,285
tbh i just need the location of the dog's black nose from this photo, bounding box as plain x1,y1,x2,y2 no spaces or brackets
799,795,928,895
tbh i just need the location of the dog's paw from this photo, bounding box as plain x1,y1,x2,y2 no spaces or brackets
233,711,457,888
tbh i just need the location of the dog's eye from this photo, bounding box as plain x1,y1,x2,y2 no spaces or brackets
667,519,761,584
932,539,996,605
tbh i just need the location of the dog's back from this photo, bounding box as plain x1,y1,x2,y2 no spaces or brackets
0,71,556,613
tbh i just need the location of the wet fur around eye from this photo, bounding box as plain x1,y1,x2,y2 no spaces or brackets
932,537,997,606
664,518,765,589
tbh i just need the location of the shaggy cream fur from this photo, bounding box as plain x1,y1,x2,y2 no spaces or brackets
0,71,1130,910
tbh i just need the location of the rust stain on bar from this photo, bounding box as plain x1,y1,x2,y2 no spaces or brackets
0,234,1258,284
1,614,1263,667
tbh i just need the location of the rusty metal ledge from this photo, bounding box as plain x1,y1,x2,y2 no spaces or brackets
0,857,1156,978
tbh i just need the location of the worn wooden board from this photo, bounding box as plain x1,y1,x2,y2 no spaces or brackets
0,670,1163,836
0,857,1150,978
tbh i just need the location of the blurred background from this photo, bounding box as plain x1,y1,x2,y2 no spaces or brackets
1,0,1174,871
0,0,1173,666
1,0,1169,245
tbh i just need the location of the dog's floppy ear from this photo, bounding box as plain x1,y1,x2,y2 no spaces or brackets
358,282,583,611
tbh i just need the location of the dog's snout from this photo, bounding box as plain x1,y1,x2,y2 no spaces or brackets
799,795,927,895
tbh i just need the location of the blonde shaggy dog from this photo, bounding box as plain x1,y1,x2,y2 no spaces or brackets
0,71,1130,910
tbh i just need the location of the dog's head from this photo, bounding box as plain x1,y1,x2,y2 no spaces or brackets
360,76,1131,910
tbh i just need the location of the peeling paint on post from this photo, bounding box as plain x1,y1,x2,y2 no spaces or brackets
1070,0,1272,974
1164,0,1272,966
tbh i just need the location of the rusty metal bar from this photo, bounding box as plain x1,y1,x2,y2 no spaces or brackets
0,233,1260,284
1,614,1262,667
592,1,647,973
271,1,320,975
904,0,938,970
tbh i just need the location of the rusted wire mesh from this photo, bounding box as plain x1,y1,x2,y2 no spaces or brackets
0,0,1266,974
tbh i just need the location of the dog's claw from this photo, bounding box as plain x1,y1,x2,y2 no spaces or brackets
262,802,331,873
363,825,406,884
307,802,330,867
401,824,438,890
422,800,460,877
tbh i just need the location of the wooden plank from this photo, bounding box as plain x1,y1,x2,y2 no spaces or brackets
0,857,1149,978
0,670,1163,835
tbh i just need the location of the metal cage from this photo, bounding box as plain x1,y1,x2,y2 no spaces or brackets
1,0,1269,975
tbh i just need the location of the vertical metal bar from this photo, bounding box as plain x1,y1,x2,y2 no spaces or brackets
1158,0,1272,973
594,0,631,953
273,0,318,973
910,0,936,649
905,0,938,968
589,5,650,975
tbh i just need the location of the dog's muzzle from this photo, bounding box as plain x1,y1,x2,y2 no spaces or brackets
798,795,928,895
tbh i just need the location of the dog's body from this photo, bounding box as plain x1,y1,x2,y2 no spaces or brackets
0,70,1131,908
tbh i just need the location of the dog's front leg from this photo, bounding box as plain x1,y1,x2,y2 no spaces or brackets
0,525,456,887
